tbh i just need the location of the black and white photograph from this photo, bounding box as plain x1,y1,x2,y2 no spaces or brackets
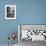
18,24,46,46
5,5,16,19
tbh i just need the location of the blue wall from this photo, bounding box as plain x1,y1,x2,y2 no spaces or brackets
0,0,46,44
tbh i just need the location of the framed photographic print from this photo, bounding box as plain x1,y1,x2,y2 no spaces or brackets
18,24,46,42
5,5,16,19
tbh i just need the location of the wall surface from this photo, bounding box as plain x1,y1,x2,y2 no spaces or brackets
0,0,46,44
0,0,18,44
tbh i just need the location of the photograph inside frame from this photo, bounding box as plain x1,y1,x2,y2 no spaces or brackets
5,5,16,19
18,24,46,42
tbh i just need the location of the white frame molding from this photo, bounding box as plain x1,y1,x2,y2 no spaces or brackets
5,5,16,19
18,25,21,43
